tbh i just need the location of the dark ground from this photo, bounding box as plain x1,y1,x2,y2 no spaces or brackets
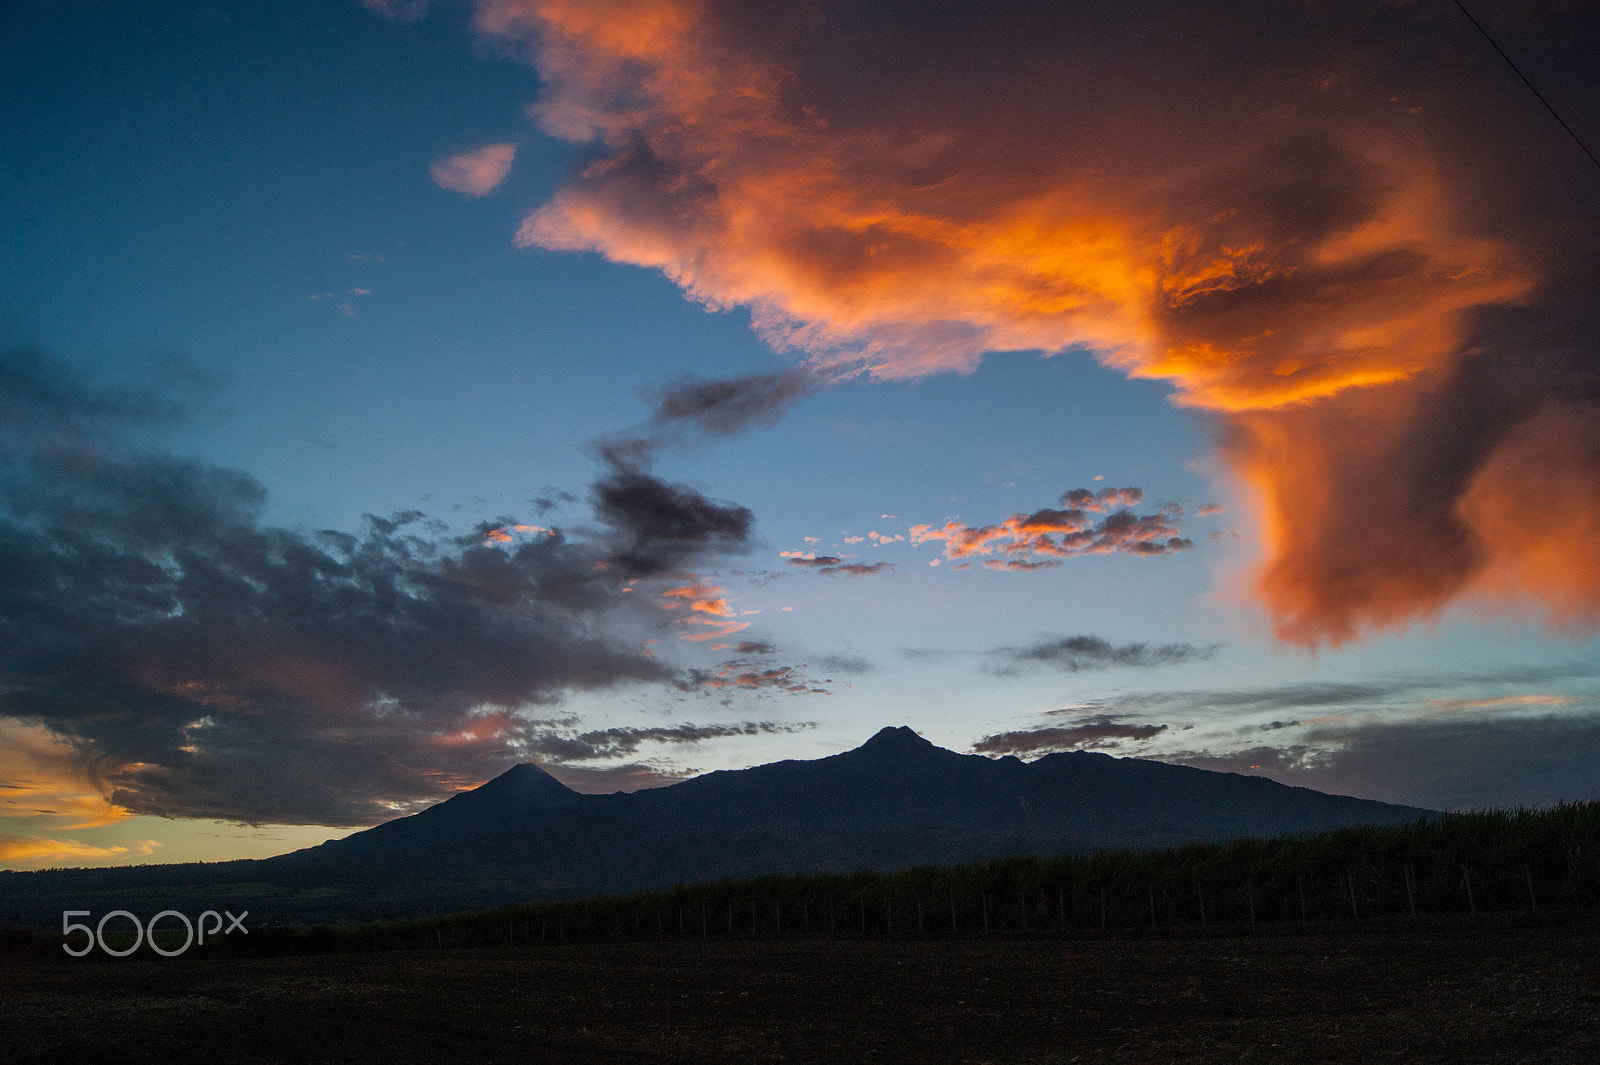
4,923,1598,1063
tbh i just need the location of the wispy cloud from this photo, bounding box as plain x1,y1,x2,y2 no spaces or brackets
430,142,516,197
973,717,1168,756
525,721,814,761
596,368,823,475
360,0,431,22
0,720,131,829
1165,711,1600,811
784,554,894,577
0,836,162,867
989,635,1218,673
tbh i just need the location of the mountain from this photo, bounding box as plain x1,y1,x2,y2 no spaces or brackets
0,728,1430,925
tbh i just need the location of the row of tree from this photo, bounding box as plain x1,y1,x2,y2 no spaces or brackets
39,802,1600,959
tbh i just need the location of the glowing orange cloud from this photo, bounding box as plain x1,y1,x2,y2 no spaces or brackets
473,0,1592,645
659,579,751,640
910,488,1189,565
0,836,162,866
0,720,131,829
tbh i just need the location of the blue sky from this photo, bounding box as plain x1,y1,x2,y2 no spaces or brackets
4,0,1599,869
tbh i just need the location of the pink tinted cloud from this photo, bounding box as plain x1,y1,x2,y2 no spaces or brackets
430,142,517,197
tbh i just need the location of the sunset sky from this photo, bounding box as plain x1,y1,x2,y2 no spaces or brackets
4,0,1599,870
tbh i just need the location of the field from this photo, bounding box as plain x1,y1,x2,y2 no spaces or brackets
5,919,1599,1064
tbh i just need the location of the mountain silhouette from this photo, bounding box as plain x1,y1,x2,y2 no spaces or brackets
0,728,1429,924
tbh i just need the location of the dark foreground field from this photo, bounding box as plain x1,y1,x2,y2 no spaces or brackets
4,922,1599,1064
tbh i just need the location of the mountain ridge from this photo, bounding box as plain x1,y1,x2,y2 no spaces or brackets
0,727,1432,924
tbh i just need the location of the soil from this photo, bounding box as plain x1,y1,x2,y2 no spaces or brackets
4,924,1598,1063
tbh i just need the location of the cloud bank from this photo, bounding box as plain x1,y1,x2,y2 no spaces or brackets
0,349,791,826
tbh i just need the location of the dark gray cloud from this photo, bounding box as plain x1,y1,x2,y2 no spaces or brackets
989,635,1219,673
0,349,767,826
0,346,184,431
818,652,872,674
680,662,825,696
590,466,754,578
731,641,776,655
596,369,822,473
644,369,817,438
973,717,1168,756
786,556,893,577
526,721,814,761
529,488,578,514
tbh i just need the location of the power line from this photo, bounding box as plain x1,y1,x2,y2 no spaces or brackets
1449,0,1600,173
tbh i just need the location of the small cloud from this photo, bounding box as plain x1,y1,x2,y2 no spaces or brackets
1196,503,1225,517
360,0,430,21
682,662,824,695
989,634,1220,673
307,289,372,316
818,652,872,673
909,486,1192,566
1425,694,1576,713
982,558,1061,571
820,561,893,577
430,143,517,198
787,555,892,576
973,717,1167,756
529,721,814,762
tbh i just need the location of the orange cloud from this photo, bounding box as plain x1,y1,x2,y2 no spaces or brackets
659,579,751,640
474,0,1594,645
0,836,162,867
1456,402,1600,631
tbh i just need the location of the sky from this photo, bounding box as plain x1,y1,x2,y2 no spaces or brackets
3,0,1599,870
